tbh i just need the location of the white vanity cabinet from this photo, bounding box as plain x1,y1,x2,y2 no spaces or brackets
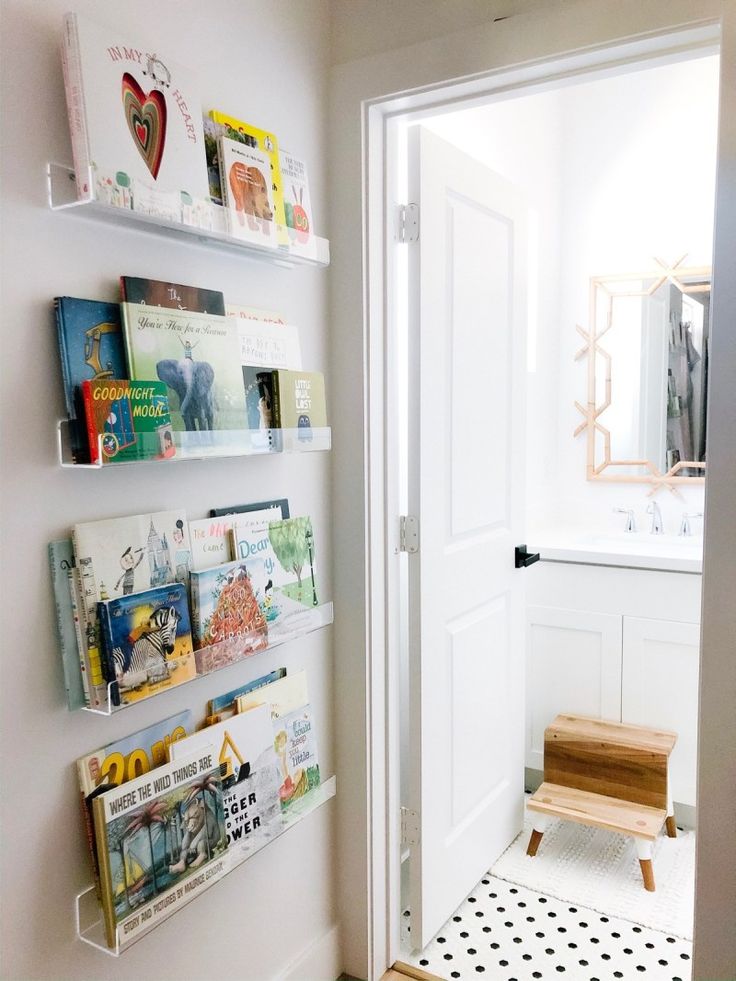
525,560,701,808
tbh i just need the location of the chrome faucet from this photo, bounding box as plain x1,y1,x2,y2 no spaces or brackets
646,501,664,535
613,507,637,533
679,511,704,536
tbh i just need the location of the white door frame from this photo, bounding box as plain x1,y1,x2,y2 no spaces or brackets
329,6,734,980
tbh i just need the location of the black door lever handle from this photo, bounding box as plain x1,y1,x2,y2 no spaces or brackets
515,544,540,569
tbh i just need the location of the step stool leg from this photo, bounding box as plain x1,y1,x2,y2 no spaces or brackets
665,780,677,838
526,814,551,857
634,839,655,892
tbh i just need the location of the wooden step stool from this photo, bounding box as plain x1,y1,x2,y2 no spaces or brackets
526,714,677,891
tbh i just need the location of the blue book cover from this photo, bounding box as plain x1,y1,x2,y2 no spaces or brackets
54,297,126,419
98,583,195,706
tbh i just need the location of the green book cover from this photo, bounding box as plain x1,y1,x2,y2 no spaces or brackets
272,370,327,430
82,379,175,463
121,303,247,433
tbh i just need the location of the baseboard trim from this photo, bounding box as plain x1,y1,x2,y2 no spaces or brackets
274,923,342,981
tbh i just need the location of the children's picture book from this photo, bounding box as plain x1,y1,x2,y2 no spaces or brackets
169,702,282,857
273,705,320,812
235,669,308,720
272,370,327,430
92,747,227,949
227,309,302,371
209,498,289,520
280,149,313,240
203,116,224,206
61,13,210,221
188,507,276,571
218,135,277,246
230,517,319,642
207,668,286,723
121,303,247,434
73,509,191,623
208,110,286,230
242,367,275,432
54,297,126,462
48,539,86,711
225,304,286,326
81,379,173,464
98,583,195,705
120,277,225,315
77,710,193,897
190,558,268,653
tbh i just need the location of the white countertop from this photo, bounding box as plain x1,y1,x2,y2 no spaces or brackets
529,531,703,574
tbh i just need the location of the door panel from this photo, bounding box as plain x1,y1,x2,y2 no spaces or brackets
406,126,528,948
525,606,623,772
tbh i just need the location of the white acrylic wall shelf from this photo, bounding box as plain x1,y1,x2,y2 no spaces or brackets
57,420,332,468
47,163,330,269
70,601,333,716
75,775,336,956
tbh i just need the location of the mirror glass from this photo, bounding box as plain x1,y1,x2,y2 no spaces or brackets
581,263,710,485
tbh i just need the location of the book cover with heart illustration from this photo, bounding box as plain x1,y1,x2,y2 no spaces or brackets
62,13,210,221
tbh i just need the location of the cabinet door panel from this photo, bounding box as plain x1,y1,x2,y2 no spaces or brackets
622,617,700,807
526,607,623,771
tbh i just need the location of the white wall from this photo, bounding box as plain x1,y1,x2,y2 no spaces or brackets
427,53,719,539
0,3,339,980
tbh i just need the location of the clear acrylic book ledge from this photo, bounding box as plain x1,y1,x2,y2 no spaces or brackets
47,162,330,268
58,420,332,467
71,601,333,716
75,775,336,956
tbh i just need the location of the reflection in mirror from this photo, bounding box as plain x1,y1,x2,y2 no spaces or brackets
576,259,710,491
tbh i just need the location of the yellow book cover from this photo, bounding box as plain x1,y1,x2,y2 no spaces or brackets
209,110,287,230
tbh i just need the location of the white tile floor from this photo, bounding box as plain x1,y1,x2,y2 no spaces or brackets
401,875,693,981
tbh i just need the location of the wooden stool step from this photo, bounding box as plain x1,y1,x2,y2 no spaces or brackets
528,782,667,840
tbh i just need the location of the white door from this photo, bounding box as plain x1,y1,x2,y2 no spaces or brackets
406,126,529,949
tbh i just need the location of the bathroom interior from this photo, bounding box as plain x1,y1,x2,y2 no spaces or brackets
396,47,718,979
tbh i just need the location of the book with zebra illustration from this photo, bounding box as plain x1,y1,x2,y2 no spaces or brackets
97,583,195,706
92,746,227,949
76,710,194,899
169,701,282,859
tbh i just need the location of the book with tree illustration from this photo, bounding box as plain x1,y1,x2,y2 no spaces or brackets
189,558,268,655
77,710,194,898
229,516,320,643
92,747,227,949
61,12,210,221
98,583,195,705
169,702,282,858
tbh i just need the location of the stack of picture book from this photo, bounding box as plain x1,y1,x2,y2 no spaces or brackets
48,498,325,711
77,668,321,949
54,276,326,465
61,11,316,248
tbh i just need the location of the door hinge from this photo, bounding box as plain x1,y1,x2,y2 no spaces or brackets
396,203,419,243
401,806,420,846
399,515,419,553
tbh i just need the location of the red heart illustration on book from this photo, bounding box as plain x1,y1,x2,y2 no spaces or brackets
121,73,167,180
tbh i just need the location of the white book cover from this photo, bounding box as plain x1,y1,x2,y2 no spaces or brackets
236,669,308,719
62,12,210,216
280,149,314,239
226,305,302,370
73,509,191,619
218,135,276,246
189,508,275,571
169,703,282,856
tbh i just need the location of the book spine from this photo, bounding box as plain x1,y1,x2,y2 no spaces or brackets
61,13,92,201
77,767,103,901
190,574,202,649
80,379,100,465
48,541,71,701
54,299,74,420
97,602,121,708
68,569,91,707
91,795,118,950
271,370,282,429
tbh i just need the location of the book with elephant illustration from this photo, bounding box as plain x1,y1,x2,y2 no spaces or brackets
169,702,282,859
92,746,227,948
121,301,247,434
97,583,196,706
77,710,194,900
61,12,210,221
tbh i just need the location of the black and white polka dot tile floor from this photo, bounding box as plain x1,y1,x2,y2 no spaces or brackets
401,875,692,980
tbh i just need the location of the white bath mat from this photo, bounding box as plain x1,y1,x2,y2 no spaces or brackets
491,809,695,940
